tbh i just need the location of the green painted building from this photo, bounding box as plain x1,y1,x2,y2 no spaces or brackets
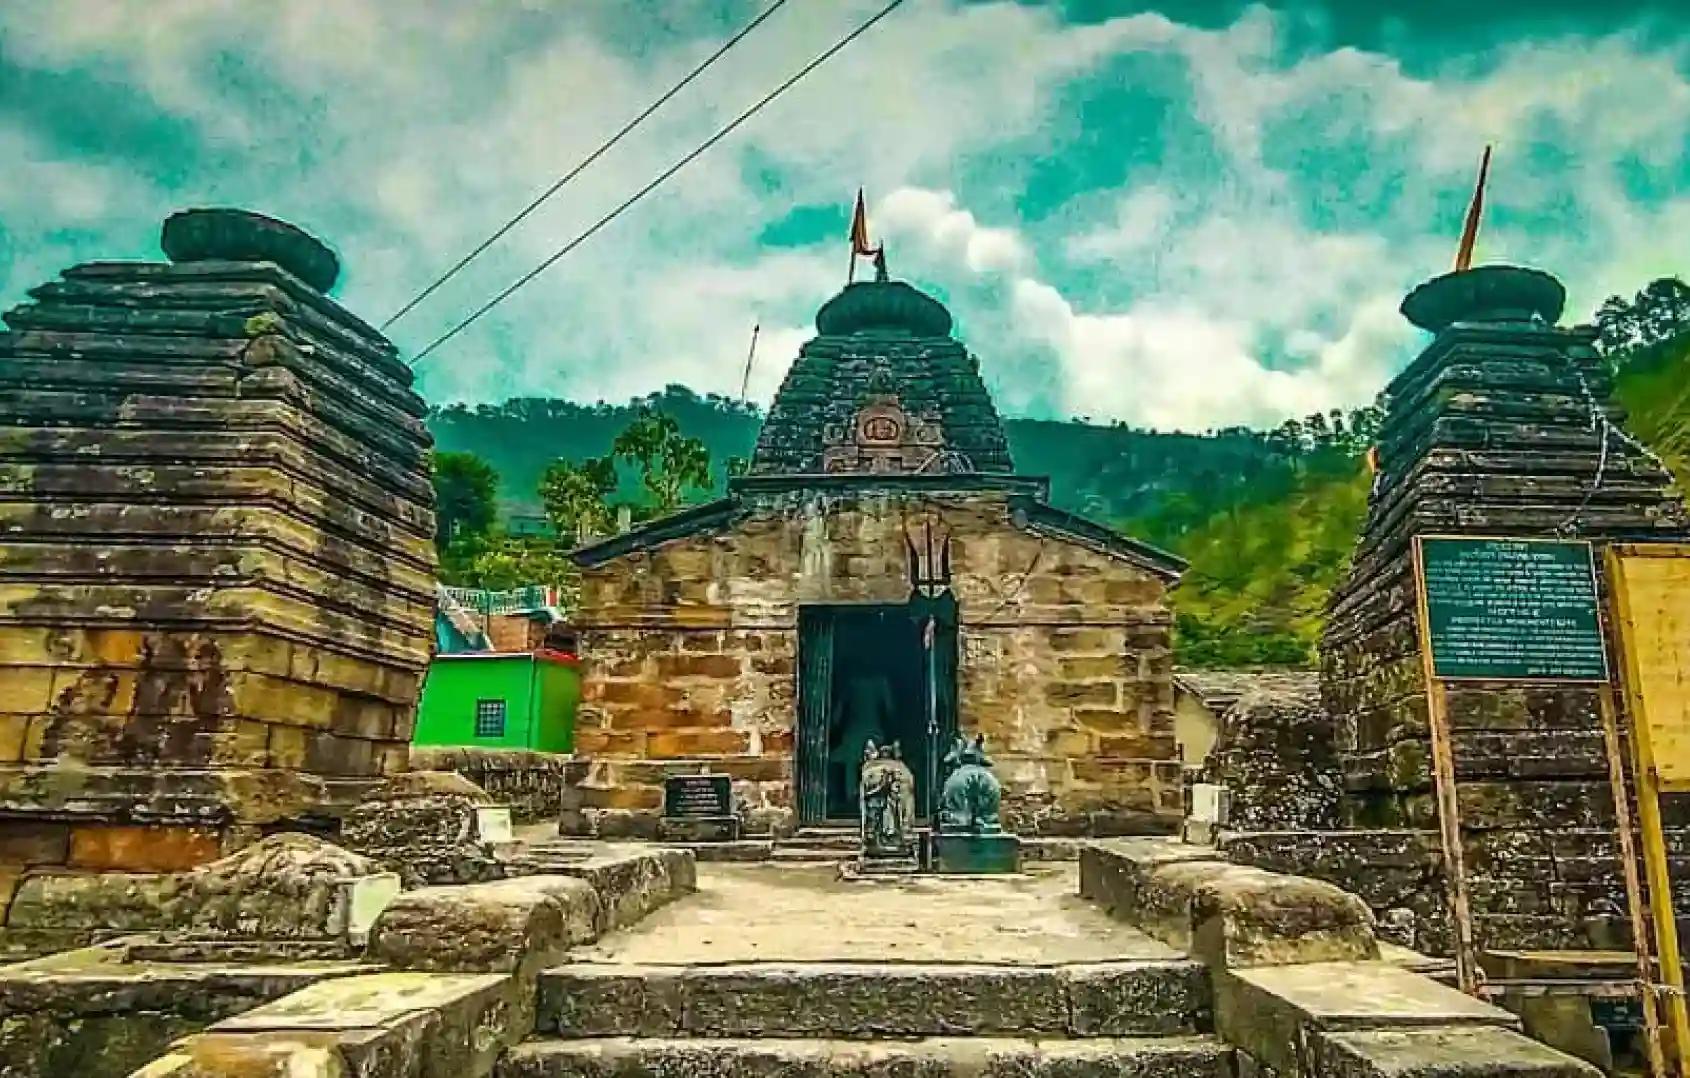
413,650,580,752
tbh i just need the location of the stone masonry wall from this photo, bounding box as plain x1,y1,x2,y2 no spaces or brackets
1321,267,1690,952
0,211,435,881
569,489,1180,838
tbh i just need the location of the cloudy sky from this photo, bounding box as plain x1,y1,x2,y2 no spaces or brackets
2,1,1687,430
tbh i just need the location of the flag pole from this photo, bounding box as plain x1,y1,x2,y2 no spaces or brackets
1454,145,1492,273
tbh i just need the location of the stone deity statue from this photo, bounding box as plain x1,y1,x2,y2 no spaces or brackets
834,672,894,804
858,740,916,860
938,734,1004,835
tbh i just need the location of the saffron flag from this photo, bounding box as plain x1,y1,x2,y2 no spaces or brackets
850,188,876,256
1454,145,1492,272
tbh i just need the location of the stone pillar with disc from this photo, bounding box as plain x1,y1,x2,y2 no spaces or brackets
0,209,435,883
1321,264,1690,954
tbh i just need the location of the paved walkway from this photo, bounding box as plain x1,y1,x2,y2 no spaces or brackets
577,862,1179,966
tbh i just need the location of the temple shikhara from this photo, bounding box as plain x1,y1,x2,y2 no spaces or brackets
564,261,1188,840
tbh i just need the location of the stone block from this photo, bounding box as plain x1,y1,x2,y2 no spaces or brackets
1218,960,1519,1077
500,1034,1235,1076
0,821,69,867
1062,960,1212,1035
367,876,601,977
129,1033,351,1077
67,824,223,873
1080,839,1376,967
205,971,520,1078
533,847,696,934
1312,1026,1602,1077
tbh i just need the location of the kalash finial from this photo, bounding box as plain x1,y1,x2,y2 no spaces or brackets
873,244,889,282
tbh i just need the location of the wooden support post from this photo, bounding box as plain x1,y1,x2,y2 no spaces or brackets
1597,683,1667,1077
1413,538,1480,996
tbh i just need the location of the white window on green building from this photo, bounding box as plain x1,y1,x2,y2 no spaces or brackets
474,698,507,738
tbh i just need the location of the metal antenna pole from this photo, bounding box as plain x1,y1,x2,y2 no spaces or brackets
739,323,761,404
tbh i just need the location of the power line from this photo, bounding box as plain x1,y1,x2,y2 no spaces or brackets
408,0,907,368
381,0,795,331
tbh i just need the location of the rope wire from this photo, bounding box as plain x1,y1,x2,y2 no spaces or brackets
381,0,795,331
407,0,908,368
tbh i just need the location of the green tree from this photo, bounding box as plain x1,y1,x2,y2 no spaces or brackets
431,450,499,552
613,407,712,513
459,535,579,598
1595,277,1690,357
539,455,618,544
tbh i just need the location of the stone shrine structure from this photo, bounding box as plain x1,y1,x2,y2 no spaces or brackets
567,271,1187,840
0,209,435,883
1320,264,1690,953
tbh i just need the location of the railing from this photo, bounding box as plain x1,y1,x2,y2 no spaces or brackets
440,584,558,616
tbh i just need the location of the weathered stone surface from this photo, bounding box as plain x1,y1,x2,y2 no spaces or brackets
0,937,366,1078
131,1034,350,1077
1081,839,1376,967
1217,960,1518,1077
368,876,600,977
1201,682,1341,831
1312,1026,1602,1078
524,847,694,935
407,749,570,823
205,971,520,1078
161,208,341,292
1218,830,1448,954
341,791,502,887
183,834,398,941
2,834,397,954
497,1034,1236,1077
1062,961,1212,1036
0,216,433,837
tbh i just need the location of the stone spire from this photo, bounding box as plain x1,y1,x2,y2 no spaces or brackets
748,276,1014,476
0,208,436,857
1321,263,1689,952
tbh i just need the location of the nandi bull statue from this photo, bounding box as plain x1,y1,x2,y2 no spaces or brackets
934,733,1021,872
938,734,1004,835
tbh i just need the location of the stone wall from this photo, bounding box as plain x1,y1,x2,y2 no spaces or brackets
0,210,435,877
408,747,573,823
568,487,1181,838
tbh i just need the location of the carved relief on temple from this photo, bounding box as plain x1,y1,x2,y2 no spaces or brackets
820,391,971,475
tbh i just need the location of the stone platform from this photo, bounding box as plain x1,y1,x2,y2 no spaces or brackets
574,862,1175,965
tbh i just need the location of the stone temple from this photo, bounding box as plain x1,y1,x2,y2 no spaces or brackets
564,268,1190,839
0,210,1648,1078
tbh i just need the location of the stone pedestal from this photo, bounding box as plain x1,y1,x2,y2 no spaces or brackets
0,209,435,874
934,832,1022,874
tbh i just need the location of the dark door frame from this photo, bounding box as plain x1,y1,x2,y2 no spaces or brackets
795,598,959,826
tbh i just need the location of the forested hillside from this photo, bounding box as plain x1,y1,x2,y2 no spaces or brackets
427,279,1690,668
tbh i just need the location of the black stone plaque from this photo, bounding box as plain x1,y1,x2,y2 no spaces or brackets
663,774,733,819
1417,536,1609,682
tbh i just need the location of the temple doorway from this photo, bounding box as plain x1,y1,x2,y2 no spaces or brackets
796,600,958,825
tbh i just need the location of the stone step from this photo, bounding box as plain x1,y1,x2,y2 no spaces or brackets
768,846,850,862
537,960,1210,1039
500,1034,1232,1076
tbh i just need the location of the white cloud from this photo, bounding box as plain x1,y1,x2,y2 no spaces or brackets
2,1,1688,431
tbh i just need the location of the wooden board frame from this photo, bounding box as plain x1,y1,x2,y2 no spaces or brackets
1606,543,1690,1077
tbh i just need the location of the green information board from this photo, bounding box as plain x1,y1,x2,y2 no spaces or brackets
1416,536,1609,682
